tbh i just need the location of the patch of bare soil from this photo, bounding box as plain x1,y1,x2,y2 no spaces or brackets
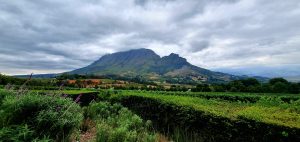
79,126,96,142
71,118,96,142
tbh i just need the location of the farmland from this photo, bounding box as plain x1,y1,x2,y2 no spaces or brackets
114,90,300,128
0,74,300,141
100,90,300,141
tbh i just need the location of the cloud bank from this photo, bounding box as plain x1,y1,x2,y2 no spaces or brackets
0,0,300,77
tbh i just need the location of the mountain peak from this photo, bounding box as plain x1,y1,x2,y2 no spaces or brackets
70,48,245,83
124,48,155,54
114,48,159,59
169,53,180,57
162,53,188,64
129,48,153,52
93,48,160,64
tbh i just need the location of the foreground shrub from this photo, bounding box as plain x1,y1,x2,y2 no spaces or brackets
85,101,123,119
0,90,13,106
0,92,83,141
86,102,157,142
0,125,52,142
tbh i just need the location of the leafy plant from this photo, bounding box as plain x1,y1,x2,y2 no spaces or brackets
86,102,157,142
0,124,52,142
0,91,83,141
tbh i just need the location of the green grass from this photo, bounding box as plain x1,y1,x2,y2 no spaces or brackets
115,91,300,129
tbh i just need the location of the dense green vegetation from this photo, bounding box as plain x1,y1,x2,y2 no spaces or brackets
1,87,300,141
0,74,58,87
0,90,83,141
116,91,300,128
209,78,300,94
1,73,300,94
85,102,157,142
0,89,158,142
99,90,300,141
1,73,300,141
131,91,300,103
163,78,300,94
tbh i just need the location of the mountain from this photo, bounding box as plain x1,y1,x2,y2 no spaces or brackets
70,48,266,83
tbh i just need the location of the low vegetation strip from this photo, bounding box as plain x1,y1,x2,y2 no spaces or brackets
117,91,300,128
103,91,300,141
121,90,300,103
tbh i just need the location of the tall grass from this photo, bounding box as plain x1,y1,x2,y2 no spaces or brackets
0,90,83,141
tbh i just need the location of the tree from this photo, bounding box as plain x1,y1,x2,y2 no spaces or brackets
241,78,260,87
260,83,271,93
229,81,246,92
229,87,238,92
269,78,288,85
288,83,300,94
192,84,211,92
272,82,288,93
213,85,226,92
248,85,261,93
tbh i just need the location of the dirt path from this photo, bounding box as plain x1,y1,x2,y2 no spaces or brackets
79,126,96,142
158,133,172,142
71,118,96,142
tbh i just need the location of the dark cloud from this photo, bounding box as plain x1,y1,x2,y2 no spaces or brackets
0,0,299,77
189,40,210,52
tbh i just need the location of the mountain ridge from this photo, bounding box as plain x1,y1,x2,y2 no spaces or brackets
70,48,265,83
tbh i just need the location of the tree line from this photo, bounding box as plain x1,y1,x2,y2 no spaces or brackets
1,74,299,94
192,78,300,94
0,74,58,86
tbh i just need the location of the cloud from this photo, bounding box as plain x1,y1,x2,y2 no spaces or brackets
0,0,300,77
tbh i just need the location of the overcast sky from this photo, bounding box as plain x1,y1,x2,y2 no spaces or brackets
0,0,300,77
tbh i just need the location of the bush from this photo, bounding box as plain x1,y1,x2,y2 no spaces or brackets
0,125,52,142
0,92,83,141
0,90,12,106
109,94,300,142
86,102,122,119
86,102,157,142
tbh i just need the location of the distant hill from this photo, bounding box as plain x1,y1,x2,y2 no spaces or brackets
70,48,267,83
